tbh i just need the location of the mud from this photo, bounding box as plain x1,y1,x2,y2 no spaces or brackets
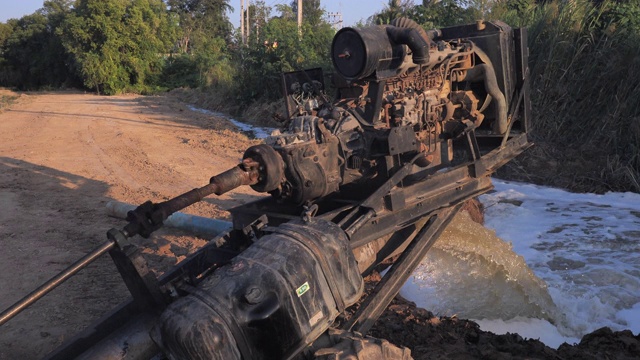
369,283,639,359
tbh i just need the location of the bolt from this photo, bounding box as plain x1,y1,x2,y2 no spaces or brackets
244,287,263,304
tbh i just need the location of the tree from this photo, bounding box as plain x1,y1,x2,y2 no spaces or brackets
0,0,79,89
1,13,73,89
466,0,501,18
231,1,334,104
371,0,415,24
248,1,271,41
167,0,233,53
0,20,16,85
274,4,295,19
161,0,233,88
59,0,176,94
424,0,479,26
0,21,14,51
370,0,479,28
40,0,74,25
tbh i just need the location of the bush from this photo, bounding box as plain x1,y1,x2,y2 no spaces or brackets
161,54,200,88
226,15,334,106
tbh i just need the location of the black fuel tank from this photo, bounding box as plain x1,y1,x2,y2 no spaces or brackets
156,219,363,359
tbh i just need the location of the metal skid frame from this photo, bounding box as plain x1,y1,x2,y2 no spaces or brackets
1,20,533,358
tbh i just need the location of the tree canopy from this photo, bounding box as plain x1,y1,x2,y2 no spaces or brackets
167,0,233,53
58,0,176,94
0,1,75,89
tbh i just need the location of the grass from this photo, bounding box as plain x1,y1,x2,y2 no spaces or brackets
496,0,640,193
0,94,18,111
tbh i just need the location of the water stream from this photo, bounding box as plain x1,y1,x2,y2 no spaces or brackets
187,105,275,139
402,180,640,348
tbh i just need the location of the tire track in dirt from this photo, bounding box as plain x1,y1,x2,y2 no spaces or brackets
82,121,144,190
0,91,261,359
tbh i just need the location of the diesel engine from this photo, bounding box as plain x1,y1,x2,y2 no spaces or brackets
244,18,527,206
152,18,530,359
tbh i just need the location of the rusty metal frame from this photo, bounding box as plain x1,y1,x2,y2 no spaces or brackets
22,19,534,360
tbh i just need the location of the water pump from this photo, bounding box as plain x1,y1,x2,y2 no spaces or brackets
0,18,531,360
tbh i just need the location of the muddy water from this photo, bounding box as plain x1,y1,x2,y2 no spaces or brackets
479,180,640,339
402,211,561,323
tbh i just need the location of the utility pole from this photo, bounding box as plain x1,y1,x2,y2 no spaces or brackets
246,0,251,44
240,0,245,45
297,0,303,37
327,12,343,31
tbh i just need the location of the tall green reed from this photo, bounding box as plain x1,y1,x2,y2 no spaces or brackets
499,0,640,191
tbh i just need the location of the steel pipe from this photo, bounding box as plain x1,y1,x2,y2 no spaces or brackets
0,240,115,326
106,201,232,237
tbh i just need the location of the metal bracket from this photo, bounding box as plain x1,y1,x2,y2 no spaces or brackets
241,214,268,243
388,125,420,155
302,203,319,222
465,128,486,177
107,228,166,309
343,204,462,335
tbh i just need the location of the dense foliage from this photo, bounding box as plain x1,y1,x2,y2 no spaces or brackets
1,0,639,191
231,1,334,104
58,0,176,94
161,0,233,88
0,0,77,88
506,0,640,191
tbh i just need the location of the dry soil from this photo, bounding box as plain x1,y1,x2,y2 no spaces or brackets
0,90,262,359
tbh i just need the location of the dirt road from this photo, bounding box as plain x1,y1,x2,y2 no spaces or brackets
0,91,261,359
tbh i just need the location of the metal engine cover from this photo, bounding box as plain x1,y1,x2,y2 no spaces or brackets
155,219,364,360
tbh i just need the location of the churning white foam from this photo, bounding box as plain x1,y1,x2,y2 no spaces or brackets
402,179,640,348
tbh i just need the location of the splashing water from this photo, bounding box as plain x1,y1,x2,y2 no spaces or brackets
402,180,640,348
402,211,560,322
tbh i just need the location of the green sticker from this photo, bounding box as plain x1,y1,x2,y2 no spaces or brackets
296,281,310,297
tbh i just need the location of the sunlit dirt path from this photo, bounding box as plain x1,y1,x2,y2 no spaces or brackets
0,91,260,359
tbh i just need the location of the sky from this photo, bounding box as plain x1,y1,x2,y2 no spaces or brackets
0,0,45,22
0,0,389,27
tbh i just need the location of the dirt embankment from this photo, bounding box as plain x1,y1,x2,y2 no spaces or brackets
366,279,639,359
0,91,636,359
